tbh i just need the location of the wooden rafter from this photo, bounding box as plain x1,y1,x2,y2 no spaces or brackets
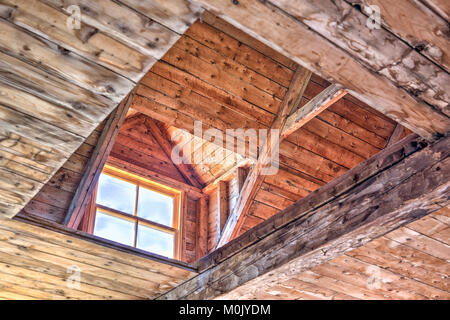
281,84,347,139
64,90,135,229
218,80,347,247
190,0,450,139
144,118,204,189
216,66,312,248
159,134,449,300
387,123,405,147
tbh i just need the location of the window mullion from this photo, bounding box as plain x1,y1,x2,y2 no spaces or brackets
133,185,139,248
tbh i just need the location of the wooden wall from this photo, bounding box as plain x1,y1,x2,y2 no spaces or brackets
110,116,188,184
206,169,242,252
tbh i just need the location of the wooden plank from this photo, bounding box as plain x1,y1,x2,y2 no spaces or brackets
3,0,155,82
200,11,297,70
40,0,179,59
185,20,294,87
0,216,197,299
64,91,135,229
190,0,450,139
217,181,228,233
150,61,275,127
270,0,450,116
0,51,111,123
197,196,208,259
202,159,252,194
421,0,450,21
210,134,424,267
352,0,450,72
118,0,202,34
387,124,406,147
0,19,133,102
216,66,312,247
159,134,449,299
281,84,347,139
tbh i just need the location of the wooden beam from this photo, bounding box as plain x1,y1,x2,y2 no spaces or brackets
197,196,209,259
190,0,450,139
144,118,203,189
216,66,312,248
64,90,135,229
387,124,405,147
202,159,253,194
158,134,449,299
236,167,248,193
281,84,347,139
217,181,228,233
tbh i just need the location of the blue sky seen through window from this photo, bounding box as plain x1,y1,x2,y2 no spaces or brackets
138,187,174,226
93,172,177,259
137,224,174,257
97,174,136,214
93,211,135,247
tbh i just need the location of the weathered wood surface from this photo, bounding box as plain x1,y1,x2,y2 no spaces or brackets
223,207,450,300
0,215,196,299
0,0,203,218
64,91,135,229
350,0,450,73
216,66,311,247
159,134,449,299
191,0,450,138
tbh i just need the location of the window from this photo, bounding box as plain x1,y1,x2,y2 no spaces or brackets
91,165,181,259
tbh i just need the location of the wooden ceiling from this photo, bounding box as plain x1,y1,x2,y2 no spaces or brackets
1,0,448,301
236,78,411,236
221,208,450,300
0,0,203,218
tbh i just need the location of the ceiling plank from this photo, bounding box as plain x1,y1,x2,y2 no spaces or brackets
190,0,450,139
64,90,136,229
159,134,449,299
216,66,312,248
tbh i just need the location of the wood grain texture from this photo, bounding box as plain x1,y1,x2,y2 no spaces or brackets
191,0,450,139
0,216,196,299
0,0,203,218
229,208,450,300
217,66,311,247
159,135,449,300
65,91,135,229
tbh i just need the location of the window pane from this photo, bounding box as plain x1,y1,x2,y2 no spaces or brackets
97,173,136,214
136,224,174,258
137,187,174,226
94,211,135,247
